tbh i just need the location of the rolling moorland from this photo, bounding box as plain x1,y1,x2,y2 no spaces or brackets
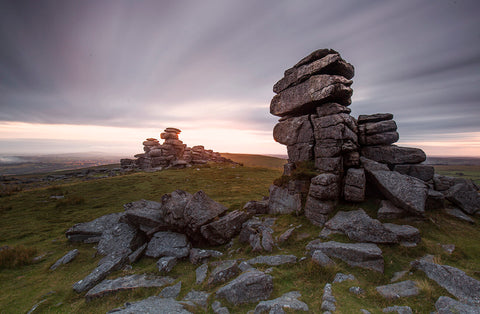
0,153,479,313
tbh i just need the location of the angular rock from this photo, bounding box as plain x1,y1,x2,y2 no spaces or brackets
97,223,146,256
304,197,333,226
145,231,191,259
332,273,355,283
183,290,210,310
349,286,364,295
212,300,230,314
445,183,480,215
357,113,393,124
195,263,208,285
286,142,314,163
277,227,295,243
321,283,336,312
360,131,399,146
377,200,407,220
268,185,302,215
189,248,223,265
273,115,313,146
324,209,398,243
200,210,251,245
306,240,384,272
411,255,480,305
162,190,193,230
308,173,340,200
85,274,174,301
316,102,351,116
157,256,177,273
254,291,309,313
359,119,397,135
368,170,428,215
247,255,297,266
344,168,366,202
270,75,353,117
376,280,419,299
444,207,475,224
360,156,389,172
383,223,421,245
128,243,147,264
243,200,269,215
108,296,192,313
382,305,413,314
426,189,446,210
391,270,408,283
124,200,168,232
312,250,334,267
261,229,274,252
159,281,181,299
435,296,480,314
208,260,241,286
361,145,426,165
216,269,273,305
50,249,78,271
66,213,125,243
123,199,162,211
393,164,435,182
315,156,343,173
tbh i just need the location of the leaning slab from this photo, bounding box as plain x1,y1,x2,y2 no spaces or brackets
85,274,174,301
361,145,426,165
247,255,297,266
50,249,78,271
200,210,251,245
66,212,125,243
107,296,192,313
97,222,146,256
435,296,480,314
254,291,309,313
376,280,419,299
411,256,480,305
306,240,384,272
216,269,273,305
207,260,241,286
182,290,211,310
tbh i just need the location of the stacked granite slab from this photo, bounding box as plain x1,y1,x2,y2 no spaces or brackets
121,128,233,170
270,49,364,225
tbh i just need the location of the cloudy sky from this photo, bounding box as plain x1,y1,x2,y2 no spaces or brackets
1,0,479,157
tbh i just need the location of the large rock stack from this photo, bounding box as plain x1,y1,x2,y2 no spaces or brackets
121,128,234,170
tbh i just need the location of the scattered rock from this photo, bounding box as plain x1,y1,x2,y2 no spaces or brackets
444,207,475,224
390,270,408,283
382,305,413,314
145,231,191,259
311,250,334,267
183,290,210,310
445,183,480,215
207,260,241,286
128,243,147,264
189,248,223,264
195,263,208,285
349,286,364,295
66,213,125,243
159,281,182,299
97,223,146,256
254,291,309,313
277,227,295,243
243,200,269,215
157,256,177,273
376,280,419,299
435,296,480,314
441,244,455,254
201,210,251,245
216,269,273,305
212,300,230,314
268,185,302,215
108,296,192,313
261,229,275,252
50,249,78,271
85,274,174,301
377,200,407,220
383,223,421,246
247,255,297,266
321,283,336,312
332,273,355,283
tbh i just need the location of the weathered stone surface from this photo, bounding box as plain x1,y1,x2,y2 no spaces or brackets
159,281,182,299
97,223,146,256
312,250,334,267
306,240,384,272
73,253,128,293
368,170,428,215
189,248,223,265
124,199,168,231
349,286,364,295
444,207,475,223
313,120,357,142
208,260,241,286
270,75,353,117
66,212,125,243
344,168,366,202
360,156,389,172
411,255,480,305
393,164,435,182
162,190,193,230
361,145,426,165
321,283,336,312
277,227,295,243
157,256,177,273
128,243,147,264
333,273,355,283
145,231,191,259
357,113,393,124
309,173,340,200
183,290,210,309
286,142,314,163
85,274,174,301
247,255,297,266
324,209,398,243
200,210,251,245
273,115,313,146
261,229,274,252
316,102,351,116
314,156,343,173
50,249,78,271
383,223,421,245
292,48,339,68
359,120,397,135
433,174,478,192
426,189,446,210
274,53,354,93
268,185,302,215
243,200,269,215
195,263,208,285
435,296,480,314
445,183,480,215
254,291,309,313
212,300,230,314
304,197,333,226
377,200,407,220
216,269,273,305
360,131,399,146
376,280,419,299
123,199,162,212
382,305,413,314
108,296,192,313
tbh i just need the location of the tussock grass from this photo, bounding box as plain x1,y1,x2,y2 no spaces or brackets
0,245,37,269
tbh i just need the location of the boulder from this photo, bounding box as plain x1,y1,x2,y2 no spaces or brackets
50,249,78,271
183,290,211,310
368,170,428,216
361,145,426,165
85,274,173,301
200,210,251,245
344,168,366,202
211,300,230,314
247,255,297,266
375,280,419,299
66,212,125,243
435,296,480,314
357,113,393,124
189,248,223,265
426,189,446,210
393,164,435,182
261,229,274,252
360,131,399,146
207,260,241,286
162,190,193,230
243,200,269,215
195,263,208,285
159,281,182,299
273,115,313,146
445,183,480,215
306,240,384,272
157,256,177,273
292,48,339,68
108,296,192,313
411,255,480,305
145,231,191,259
304,197,333,226
312,250,334,267
324,209,398,244
268,185,302,215
124,199,168,232
360,156,389,172
270,75,353,117
383,223,421,246
254,291,309,313
444,207,475,224
308,173,340,200
377,200,407,220
216,269,273,305
97,223,146,256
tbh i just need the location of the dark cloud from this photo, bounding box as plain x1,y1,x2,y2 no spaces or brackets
1,0,479,147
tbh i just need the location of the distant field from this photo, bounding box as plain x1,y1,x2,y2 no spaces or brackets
434,165,480,186
221,153,286,169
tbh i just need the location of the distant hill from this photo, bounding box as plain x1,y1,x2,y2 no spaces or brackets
221,153,286,169
425,156,480,165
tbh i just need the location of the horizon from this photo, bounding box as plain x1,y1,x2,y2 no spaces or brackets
1,1,479,158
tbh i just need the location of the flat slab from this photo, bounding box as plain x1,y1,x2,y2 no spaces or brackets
145,231,191,259
216,269,273,305
66,212,125,243
247,255,297,266
376,280,419,299
107,296,192,313
254,291,309,313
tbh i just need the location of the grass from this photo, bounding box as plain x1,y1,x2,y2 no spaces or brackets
220,153,286,170
434,165,480,186
0,158,479,313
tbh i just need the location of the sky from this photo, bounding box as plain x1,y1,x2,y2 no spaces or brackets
0,0,479,157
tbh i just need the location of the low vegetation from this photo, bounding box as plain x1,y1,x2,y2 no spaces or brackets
0,156,478,313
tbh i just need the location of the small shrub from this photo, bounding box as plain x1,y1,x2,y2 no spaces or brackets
0,245,37,269
416,279,435,300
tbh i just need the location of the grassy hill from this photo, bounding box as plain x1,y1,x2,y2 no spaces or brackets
0,158,479,313
221,153,286,169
